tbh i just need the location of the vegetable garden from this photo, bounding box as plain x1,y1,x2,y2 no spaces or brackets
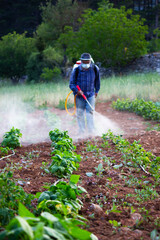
0,98,160,240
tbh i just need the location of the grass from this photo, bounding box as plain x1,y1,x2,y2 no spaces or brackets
0,72,160,109
100,72,160,102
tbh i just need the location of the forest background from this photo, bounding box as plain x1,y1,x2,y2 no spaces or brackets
0,0,160,84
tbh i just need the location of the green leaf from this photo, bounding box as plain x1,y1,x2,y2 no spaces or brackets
69,226,93,240
7,216,34,239
44,226,66,240
41,212,58,223
34,222,44,240
70,174,80,184
18,202,35,218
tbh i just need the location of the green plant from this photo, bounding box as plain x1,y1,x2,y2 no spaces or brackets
112,98,160,121
109,220,121,228
106,202,121,215
0,32,36,83
0,146,10,157
1,127,22,149
37,175,87,217
40,67,61,82
60,3,148,67
0,171,34,226
0,202,98,240
48,151,81,178
95,163,104,177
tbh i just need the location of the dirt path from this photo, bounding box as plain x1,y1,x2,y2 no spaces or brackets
1,102,160,240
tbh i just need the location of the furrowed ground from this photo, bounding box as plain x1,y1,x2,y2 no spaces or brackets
0,101,160,240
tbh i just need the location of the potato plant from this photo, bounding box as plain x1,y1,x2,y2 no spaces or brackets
112,98,160,121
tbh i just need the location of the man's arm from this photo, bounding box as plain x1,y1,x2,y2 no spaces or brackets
69,68,79,94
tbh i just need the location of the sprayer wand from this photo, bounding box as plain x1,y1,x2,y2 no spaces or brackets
76,85,94,113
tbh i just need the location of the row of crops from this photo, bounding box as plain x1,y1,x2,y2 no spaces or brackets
0,98,160,239
112,98,160,121
0,128,97,240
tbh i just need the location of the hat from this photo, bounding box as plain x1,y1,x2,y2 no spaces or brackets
80,53,91,61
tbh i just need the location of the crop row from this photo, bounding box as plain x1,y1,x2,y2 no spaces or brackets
112,98,160,121
103,130,160,184
0,128,97,240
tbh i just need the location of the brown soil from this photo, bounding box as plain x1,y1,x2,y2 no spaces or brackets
0,101,160,240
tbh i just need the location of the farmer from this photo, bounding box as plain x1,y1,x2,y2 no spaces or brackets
69,53,100,135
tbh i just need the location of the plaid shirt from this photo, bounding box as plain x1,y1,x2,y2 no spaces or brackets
69,64,100,98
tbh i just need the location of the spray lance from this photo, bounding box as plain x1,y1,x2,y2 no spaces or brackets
65,85,94,115
76,85,94,113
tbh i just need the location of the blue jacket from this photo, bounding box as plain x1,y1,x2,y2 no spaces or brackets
69,64,100,98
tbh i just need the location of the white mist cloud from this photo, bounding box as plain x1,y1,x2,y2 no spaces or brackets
0,96,121,144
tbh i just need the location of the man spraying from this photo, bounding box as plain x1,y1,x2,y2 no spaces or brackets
69,53,100,136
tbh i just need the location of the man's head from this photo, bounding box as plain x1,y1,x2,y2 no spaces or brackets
80,53,91,70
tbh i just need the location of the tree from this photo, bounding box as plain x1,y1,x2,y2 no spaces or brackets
0,32,36,83
36,0,85,47
59,2,148,68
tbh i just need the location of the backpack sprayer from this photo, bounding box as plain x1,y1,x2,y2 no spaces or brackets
65,85,94,115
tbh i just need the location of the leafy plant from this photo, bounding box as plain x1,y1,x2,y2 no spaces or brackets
1,127,22,149
109,219,121,228
59,3,148,67
40,67,61,82
37,175,87,217
0,171,34,226
48,151,81,178
95,163,104,177
112,98,160,121
0,203,98,240
0,146,10,157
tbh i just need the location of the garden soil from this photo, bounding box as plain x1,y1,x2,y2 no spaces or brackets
0,101,160,240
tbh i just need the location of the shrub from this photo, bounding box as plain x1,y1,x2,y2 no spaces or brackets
0,32,36,83
0,171,34,226
1,127,22,149
40,67,61,82
59,2,148,67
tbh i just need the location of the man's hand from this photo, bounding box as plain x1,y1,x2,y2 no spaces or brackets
95,93,98,98
77,90,83,96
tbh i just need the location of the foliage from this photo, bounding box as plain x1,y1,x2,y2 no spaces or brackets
0,0,48,37
37,175,87,217
1,127,22,149
0,32,36,83
49,129,71,143
36,0,84,47
0,203,97,240
40,67,61,82
56,99,74,110
26,52,45,83
26,47,62,83
103,130,160,183
59,3,148,67
0,146,10,157
43,46,63,65
148,28,160,53
112,98,160,121
48,151,81,178
48,129,81,177
0,171,34,226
